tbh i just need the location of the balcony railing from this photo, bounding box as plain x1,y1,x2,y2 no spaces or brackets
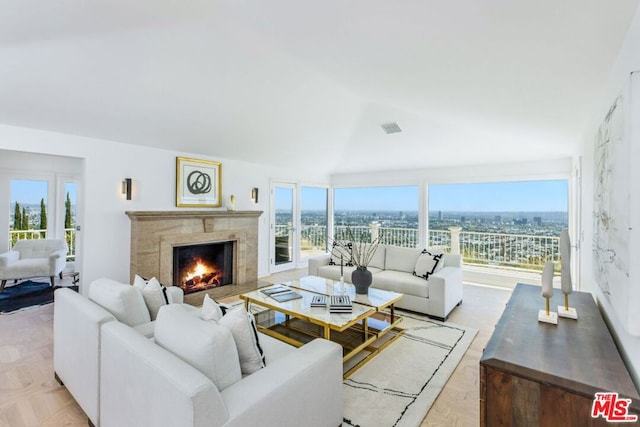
279,224,560,272
428,229,560,271
8,228,77,261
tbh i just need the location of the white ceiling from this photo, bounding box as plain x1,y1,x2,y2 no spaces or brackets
0,0,638,174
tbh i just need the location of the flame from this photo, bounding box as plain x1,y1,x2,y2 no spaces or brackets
185,260,209,282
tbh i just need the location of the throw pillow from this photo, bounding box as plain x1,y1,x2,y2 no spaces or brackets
413,250,443,280
201,294,231,321
132,274,147,293
328,241,353,267
218,306,266,375
142,277,169,320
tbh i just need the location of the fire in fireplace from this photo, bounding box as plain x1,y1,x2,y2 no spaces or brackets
173,241,234,294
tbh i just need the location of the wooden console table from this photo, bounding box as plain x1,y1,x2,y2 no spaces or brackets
480,283,640,426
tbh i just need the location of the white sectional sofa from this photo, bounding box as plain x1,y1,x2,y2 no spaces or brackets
308,244,463,321
54,279,343,427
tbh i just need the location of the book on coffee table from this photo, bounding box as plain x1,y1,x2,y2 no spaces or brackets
329,295,352,313
310,295,327,307
270,291,303,303
260,285,291,296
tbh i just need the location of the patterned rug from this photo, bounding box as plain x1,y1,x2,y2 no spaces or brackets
342,311,477,427
0,281,77,313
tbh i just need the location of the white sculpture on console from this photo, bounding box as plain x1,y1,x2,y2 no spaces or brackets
558,229,578,319
538,260,558,324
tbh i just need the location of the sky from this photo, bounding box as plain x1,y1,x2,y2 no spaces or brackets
10,180,77,205
283,180,569,212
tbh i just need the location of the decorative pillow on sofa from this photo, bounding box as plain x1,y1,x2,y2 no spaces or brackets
328,241,353,267
201,294,231,321
155,304,242,391
133,275,169,320
201,295,265,375
219,306,266,375
413,250,444,280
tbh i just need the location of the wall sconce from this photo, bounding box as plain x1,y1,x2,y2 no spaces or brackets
122,178,132,200
250,187,259,203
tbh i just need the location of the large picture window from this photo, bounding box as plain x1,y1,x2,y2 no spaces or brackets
428,180,569,271
333,186,419,247
300,186,328,259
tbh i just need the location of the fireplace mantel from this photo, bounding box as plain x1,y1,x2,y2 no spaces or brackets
126,210,263,305
125,210,262,221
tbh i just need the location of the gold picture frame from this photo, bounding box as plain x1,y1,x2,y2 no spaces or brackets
176,157,222,207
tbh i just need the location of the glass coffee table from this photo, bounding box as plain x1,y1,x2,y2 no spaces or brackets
240,275,404,377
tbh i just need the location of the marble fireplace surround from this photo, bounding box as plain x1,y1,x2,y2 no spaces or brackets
126,210,262,305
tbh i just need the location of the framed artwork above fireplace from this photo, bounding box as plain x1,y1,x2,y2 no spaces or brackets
176,157,222,207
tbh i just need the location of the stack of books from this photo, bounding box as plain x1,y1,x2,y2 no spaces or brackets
329,295,352,313
310,295,327,307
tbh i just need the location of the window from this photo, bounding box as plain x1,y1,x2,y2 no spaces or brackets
9,179,49,246
333,186,419,247
428,180,569,270
300,186,328,259
64,182,77,261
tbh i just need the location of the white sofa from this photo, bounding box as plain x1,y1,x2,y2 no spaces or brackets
54,278,190,426
0,239,68,292
309,244,463,321
54,280,343,427
100,305,343,427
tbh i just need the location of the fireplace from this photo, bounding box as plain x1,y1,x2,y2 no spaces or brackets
126,210,262,306
173,241,234,294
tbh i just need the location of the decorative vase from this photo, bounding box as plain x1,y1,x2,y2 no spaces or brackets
351,267,372,294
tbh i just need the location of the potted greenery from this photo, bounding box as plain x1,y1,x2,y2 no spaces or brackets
334,227,380,294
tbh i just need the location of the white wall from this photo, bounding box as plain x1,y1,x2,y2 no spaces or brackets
0,124,329,289
332,158,573,187
579,5,640,388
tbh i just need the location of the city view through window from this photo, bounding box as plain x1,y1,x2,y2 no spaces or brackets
295,180,568,271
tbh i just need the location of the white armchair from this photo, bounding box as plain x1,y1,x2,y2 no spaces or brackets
0,239,68,292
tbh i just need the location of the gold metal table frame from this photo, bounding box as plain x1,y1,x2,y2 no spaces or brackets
240,276,404,378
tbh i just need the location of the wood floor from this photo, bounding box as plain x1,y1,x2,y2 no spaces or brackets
0,272,511,427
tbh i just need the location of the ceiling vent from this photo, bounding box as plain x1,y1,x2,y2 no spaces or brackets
380,122,402,134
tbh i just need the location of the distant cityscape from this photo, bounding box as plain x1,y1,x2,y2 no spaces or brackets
292,209,568,237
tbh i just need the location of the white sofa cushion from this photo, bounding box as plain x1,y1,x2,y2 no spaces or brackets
368,244,386,270
154,304,242,391
88,278,151,327
219,306,266,375
373,270,430,298
385,245,422,273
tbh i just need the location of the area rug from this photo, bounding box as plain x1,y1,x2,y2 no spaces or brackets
0,281,77,313
343,311,477,427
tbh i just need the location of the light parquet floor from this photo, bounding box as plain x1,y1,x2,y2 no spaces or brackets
0,271,511,427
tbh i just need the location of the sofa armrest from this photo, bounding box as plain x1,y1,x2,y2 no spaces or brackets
49,249,67,273
427,266,463,319
100,321,228,427
308,254,331,276
54,288,116,425
0,250,20,268
221,338,343,427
